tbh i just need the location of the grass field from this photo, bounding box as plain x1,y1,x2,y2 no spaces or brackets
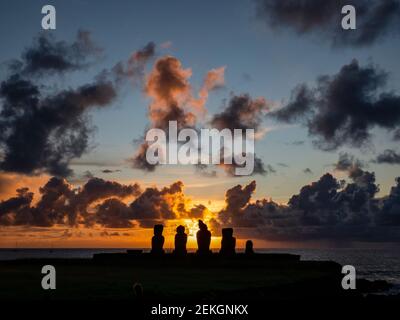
0,255,350,301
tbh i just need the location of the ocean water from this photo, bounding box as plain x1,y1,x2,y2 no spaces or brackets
263,248,400,285
1,247,399,289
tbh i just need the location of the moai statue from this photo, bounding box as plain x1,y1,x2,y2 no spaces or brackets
174,225,187,255
151,224,165,254
220,228,236,256
245,240,254,255
196,220,212,255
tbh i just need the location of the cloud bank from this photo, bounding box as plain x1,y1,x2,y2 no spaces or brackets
272,60,400,150
254,0,400,47
0,31,122,176
1,169,399,243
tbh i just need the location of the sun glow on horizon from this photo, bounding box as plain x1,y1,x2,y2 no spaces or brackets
184,219,200,239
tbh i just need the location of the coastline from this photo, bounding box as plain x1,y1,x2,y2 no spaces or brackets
0,251,398,302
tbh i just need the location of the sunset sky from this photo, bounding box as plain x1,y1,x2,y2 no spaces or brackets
1,0,400,248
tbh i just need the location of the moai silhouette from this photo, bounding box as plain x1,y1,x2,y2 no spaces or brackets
220,228,236,256
174,225,187,255
245,240,254,255
196,220,212,255
151,224,165,254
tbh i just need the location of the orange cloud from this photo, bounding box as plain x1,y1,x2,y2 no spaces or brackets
192,66,226,113
0,172,49,202
145,56,195,129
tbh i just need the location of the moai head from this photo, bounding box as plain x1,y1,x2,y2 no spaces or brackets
176,225,185,234
154,224,164,236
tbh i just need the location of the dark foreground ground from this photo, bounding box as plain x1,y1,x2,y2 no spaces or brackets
0,253,398,318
